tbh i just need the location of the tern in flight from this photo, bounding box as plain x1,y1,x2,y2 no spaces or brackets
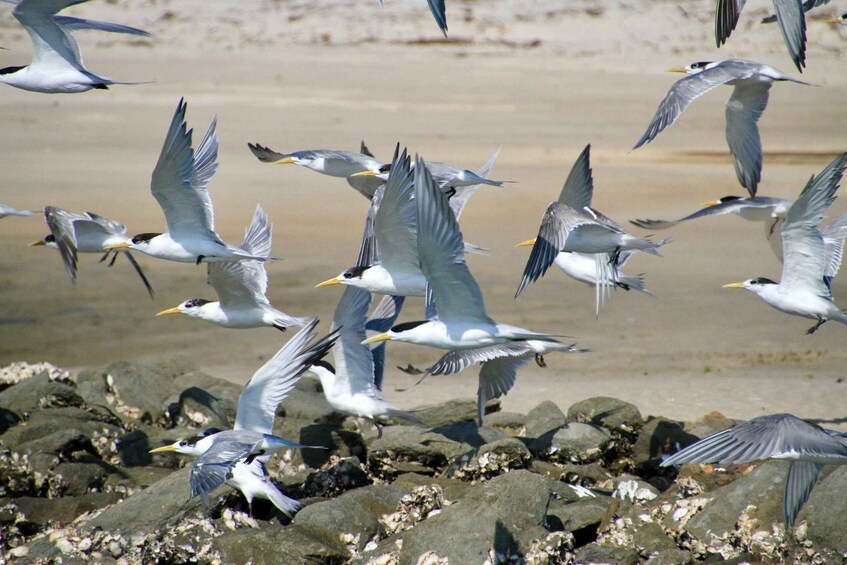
363,156,561,351
248,143,384,200
515,145,665,316
149,319,338,513
0,204,36,218
0,0,149,93
662,413,847,527
310,286,421,437
723,153,847,334
633,60,810,197
107,99,271,264
30,206,153,297
155,204,309,330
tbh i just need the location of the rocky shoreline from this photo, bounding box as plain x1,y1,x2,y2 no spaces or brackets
1,361,844,564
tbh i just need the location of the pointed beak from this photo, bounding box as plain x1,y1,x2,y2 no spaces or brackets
701,200,720,207
350,170,378,178
156,307,182,317
362,332,392,344
28,239,45,247
514,238,537,248
148,445,178,453
722,282,746,289
104,242,131,250
315,277,342,288
273,156,296,165
667,67,687,73
825,17,844,23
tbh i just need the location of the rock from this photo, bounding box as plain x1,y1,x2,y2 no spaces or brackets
529,423,612,464
546,495,611,534
415,398,499,428
391,473,472,502
294,423,366,469
567,397,644,442
298,456,372,498
645,548,694,565
798,465,847,549
277,378,339,424
97,361,177,424
398,470,553,564
163,385,237,431
368,427,469,479
0,373,83,418
483,411,526,434
50,461,110,496
683,412,737,441
555,462,615,486
631,416,699,472
13,429,94,462
681,460,786,546
14,493,122,526
573,543,640,565
430,421,508,448
525,401,567,438
2,407,124,454
444,437,532,481
631,521,678,554
294,484,409,551
81,467,205,534
212,522,350,564
0,407,21,434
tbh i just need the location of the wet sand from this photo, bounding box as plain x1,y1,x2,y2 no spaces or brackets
1,0,846,426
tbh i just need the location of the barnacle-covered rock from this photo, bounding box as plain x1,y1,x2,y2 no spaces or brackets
367,427,469,479
379,484,445,537
298,455,371,498
525,401,567,438
443,437,532,481
529,423,612,464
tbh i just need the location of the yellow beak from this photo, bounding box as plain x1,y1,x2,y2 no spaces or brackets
514,238,537,248
825,17,844,23
667,66,687,73
315,277,343,288
28,239,46,247
362,332,392,344
350,170,379,178
701,200,720,207
273,156,296,165
104,242,131,250
148,445,178,453
722,282,746,289
156,307,183,317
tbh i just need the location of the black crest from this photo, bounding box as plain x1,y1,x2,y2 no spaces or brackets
0,66,25,76
751,277,777,285
132,232,161,244
390,320,428,333
312,360,336,373
184,298,211,308
342,266,369,280
718,195,743,203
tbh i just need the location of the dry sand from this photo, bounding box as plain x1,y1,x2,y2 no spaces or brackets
1,0,846,426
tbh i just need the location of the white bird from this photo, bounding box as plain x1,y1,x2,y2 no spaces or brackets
0,0,149,93
661,413,847,526
633,60,810,197
309,286,421,437
716,0,820,72
29,206,153,297
419,340,588,426
515,145,664,315
0,204,36,218
107,99,271,264
723,153,847,334
632,195,791,259
149,319,339,514
248,143,384,199
551,250,658,297
363,156,561,351
155,204,309,330
316,147,427,296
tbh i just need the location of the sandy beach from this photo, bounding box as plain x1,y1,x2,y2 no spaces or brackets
1,0,846,426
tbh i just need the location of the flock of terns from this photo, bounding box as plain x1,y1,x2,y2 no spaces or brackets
3,0,847,531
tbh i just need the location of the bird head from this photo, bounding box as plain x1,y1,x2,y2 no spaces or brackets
156,298,212,318
723,277,776,294
668,62,712,74
148,430,219,456
28,234,57,249
316,266,370,288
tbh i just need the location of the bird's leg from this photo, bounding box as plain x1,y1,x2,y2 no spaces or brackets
806,317,826,335
535,353,547,368
108,252,119,267
445,186,457,199
272,324,288,332
375,421,384,439
196,255,205,265
609,247,621,266
99,250,112,263
244,450,265,465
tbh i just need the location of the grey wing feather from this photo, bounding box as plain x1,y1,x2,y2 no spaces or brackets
783,460,824,526
366,294,405,391
248,143,287,163
634,62,749,150
773,0,806,71
780,154,846,293
44,206,82,285
425,342,535,376
53,15,150,36
716,0,745,46
374,147,418,272
330,287,378,397
151,100,218,238
725,83,770,197
235,319,338,433
427,0,447,36
661,413,847,467
190,441,252,503
208,205,271,307
822,212,847,281
557,144,594,210
415,156,494,325
449,146,501,221
357,185,384,267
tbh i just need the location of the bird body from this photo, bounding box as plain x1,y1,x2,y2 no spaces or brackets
0,0,149,93
111,99,269,264
723,153,847,334
553,251,651,294
156,205,308,330
634,60,809,197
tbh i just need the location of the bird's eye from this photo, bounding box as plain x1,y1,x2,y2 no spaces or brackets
179,440,187,446
378,165,391,174
343,271,354,279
